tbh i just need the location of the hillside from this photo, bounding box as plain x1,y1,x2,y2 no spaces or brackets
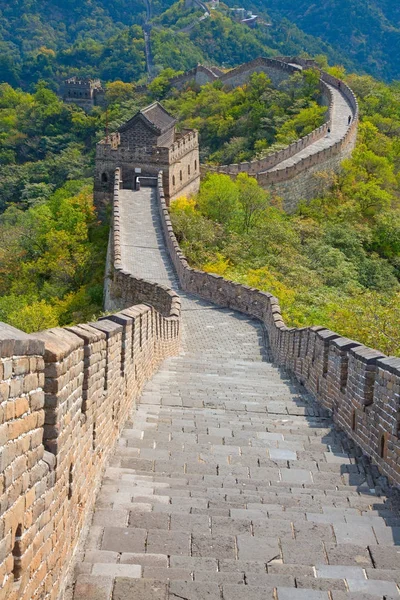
2,0,400,87
0,0,350,89
233,0,400,81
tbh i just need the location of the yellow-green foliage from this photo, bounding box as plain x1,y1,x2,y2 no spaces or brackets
0,181,108,333
164,70,325,164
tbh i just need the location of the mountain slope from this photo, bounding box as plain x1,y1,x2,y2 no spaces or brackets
232,0,400,80
1,0,399,88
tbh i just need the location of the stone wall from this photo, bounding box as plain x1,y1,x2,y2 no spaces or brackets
0,172,180,600
218,56,299,88
148,56,358,212
262,139,356,212
200,57,359,211
157,172,400,488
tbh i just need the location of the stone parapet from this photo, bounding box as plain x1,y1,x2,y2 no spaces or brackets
201,58,358,211
0,171,180,600
157,171,400,489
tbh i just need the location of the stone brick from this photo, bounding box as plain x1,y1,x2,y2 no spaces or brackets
113,578,168,600
74,575,113,600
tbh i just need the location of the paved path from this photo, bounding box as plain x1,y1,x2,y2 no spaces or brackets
74,189,400,600
263,84,354,174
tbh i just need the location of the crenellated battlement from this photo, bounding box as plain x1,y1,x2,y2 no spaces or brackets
156,171,400,491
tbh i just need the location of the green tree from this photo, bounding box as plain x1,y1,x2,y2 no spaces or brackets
197,173,239,226
236,173,269,233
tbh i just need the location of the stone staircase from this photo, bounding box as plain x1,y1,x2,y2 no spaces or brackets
72,188,400,600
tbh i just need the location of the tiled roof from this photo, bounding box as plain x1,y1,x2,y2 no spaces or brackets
119,102,177,134
141,102,177,132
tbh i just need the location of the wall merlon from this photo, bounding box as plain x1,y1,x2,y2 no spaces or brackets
376,357,400,376
331,337,363,351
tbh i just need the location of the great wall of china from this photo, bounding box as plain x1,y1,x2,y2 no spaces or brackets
137,56,359,211
1,58,400,600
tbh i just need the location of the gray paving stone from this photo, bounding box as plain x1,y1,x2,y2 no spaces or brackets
147,531,191,556
168,581,221,600
92,563,141,578
277,588,329,599
113,578,168,600
101,527,146,553
331,593,398,600
170,514,210,533
293,522,335,543
92,509,128,527
169,556,218,571
129,511,169,529
74,575,114,600
252,518,293,539
372,525,400,546
222,584,275,600
280,469,313,484
236,535,280,561
268,564,315,577
269,448,297,461
120,553,168,567
324,544,372,567
219,559,267,573
211,517,251,535
281,540,326,565
333,524,376,545
346,578,399,595
245,574,295,586
315,565,365,580
143,567,192,580
364,568,400,581
296,576,347,590
191,534,236,559
84,551,119,564
194,571,244,584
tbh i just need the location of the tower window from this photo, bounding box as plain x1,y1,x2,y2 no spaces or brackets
180,170,182,182
188,165,191,176
12,525,23,582
172,175,175,186
101,172,108,184
380,434,387,459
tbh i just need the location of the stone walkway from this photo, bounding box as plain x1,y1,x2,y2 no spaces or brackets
264,84,354,174
73,189,400,600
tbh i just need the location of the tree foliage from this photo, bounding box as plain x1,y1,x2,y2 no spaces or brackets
164,70,325,164
0,181,108,332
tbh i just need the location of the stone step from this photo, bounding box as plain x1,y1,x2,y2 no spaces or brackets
74,573,400,599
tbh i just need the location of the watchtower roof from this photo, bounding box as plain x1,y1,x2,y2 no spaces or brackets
119,102,177,135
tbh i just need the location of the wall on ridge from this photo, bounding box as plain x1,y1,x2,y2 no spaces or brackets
0,170,180,600
261,130,357,212
157,173,400,488
199,57,359,212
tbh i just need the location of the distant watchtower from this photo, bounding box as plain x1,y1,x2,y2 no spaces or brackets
94,102,200,211
61,77,105,111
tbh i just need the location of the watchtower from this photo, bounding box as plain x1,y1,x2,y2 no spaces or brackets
61,77,105,111
94,102,200,212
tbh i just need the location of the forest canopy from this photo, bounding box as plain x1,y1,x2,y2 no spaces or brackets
164,69,326,164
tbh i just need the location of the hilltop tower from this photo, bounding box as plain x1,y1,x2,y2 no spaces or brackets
61,77,105,111
94,102,200,212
